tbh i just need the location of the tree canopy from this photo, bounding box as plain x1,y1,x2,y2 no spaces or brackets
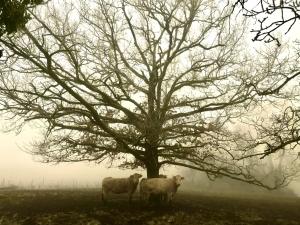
0,0,45,37
0,0,300,189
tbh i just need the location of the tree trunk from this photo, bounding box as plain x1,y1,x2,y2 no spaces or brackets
144,145,162,204
146,162,160,178
145,145,160,178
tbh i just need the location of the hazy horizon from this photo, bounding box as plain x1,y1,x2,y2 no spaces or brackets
1,122,300,197
0,121,136,188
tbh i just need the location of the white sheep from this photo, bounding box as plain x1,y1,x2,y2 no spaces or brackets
102,173,142,203
140,175,184,203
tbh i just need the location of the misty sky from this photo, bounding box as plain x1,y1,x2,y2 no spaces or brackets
0,119,137,187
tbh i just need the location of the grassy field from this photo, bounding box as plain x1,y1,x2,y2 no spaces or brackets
0,189,299,225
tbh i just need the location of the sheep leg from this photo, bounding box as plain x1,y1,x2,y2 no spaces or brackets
128,192,133,203
102,189,108,204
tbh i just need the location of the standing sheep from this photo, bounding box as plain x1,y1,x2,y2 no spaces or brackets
102,173,142,203
140,175,184,203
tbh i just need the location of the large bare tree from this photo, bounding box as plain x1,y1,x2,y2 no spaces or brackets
0,0,299,189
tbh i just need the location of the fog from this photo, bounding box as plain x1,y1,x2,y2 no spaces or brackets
0,117,299,196
180,168,300,198
0,122,135,188
0,0,299,198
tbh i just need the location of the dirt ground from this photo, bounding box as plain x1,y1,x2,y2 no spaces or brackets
0,189,299,225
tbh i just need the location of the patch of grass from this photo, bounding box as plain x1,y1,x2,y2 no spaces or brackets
0,189,299,225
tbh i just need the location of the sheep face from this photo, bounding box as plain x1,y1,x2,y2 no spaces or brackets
173,175,184,186
130,173,143,184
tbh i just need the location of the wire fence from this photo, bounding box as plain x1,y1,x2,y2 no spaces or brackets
0,178,101,190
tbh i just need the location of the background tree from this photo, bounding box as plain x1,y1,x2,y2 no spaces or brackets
0,0,45,36
0,0,299,189
0,0,47,58
233,0,300,170
234,0,300,46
